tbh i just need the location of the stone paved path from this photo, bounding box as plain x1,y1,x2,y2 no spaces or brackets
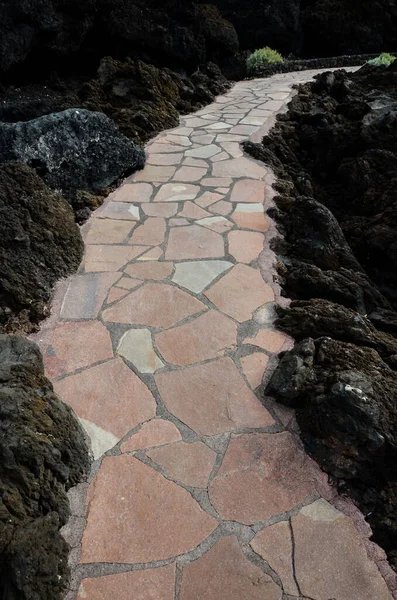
33,69,396,600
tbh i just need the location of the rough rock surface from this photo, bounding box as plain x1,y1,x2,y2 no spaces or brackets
245,63,397,567
0,163,83,333
0,334,90,599
1,0,396,78
0,107,146,207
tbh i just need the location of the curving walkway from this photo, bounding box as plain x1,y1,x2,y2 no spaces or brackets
33,68,395,600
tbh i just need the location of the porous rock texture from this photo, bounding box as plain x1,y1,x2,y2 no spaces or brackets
0,334,90,600
245,63,397,567
0,107,146,208
0,163,83,334
1,0,397,78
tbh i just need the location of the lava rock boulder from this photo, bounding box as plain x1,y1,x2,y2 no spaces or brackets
0,334,91,600
0,108,146,207
0,163,84,333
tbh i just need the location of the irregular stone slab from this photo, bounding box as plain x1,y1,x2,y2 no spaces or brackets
205,264,274,323
164,134,191,146
147,441,216,488
121,419,182,452
133,165,176,182
95,201,140,220
243,329,288,353
115,276,144,290
196,191,224,208
111,182,152,203
155,357,274,435
201,177,233,187
166,225,224,260
86,219,134,244
169,218,190,226
80,455,217,563
205,122,231,130
172,260,233,293
137,246,163,261
232,204,269,232
54,358,156,440
230,180,266,204
196,216,233,234
209,433,319,524
117,328,164,373
215,134,246,142
240,352,269,388
155,310,237,366
84,245,146,272
154,182,200,202
43,320,113,378
106,286,129,304
148,143,188,154
102,282,206,328
228,124,259,135
178,202,212,219
173,166,208,182
210,151,230,162
208,200,232,216
142,202,178,217
191,134,215,145
183,157,208,168
250,521,299,596
212,158,267,180
128,217,166,245
180,536,282,600
124,262,173,281
77,564,176,600
240,117,263,125
228,230,264,263
292,499,392,600
61,272,120,318
147,153,184,165
185,144,221,158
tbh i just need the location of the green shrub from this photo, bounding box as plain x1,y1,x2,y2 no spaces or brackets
247,46,284,74
367,52,396,67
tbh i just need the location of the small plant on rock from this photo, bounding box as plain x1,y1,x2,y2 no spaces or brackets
247,46,284,74
367,52,396,67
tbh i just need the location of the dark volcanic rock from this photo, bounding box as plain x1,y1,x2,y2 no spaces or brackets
0,108,145,206
0,58,230,147
267,337,397,563
0,164,83,334
246,63,397,567
0,334,90,600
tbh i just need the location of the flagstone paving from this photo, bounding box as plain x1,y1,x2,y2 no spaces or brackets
32,68,396,600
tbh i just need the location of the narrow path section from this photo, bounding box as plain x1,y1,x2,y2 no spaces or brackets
34,68,394,600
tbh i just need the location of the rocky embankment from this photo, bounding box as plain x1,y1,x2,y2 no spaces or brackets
0,335,90,599
245,63,397,568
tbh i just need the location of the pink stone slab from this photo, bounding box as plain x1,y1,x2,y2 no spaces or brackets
147,441,217,488
43,320,113,378
209,432,319,524
124,261,173,281
111,182,152,203
60,272,120,319
102,282,206,328
142,202,178,217
180,536,282,600
132,165,176,182
84,245,147,272
165,225,224,260
240,352,269,388
54,358,156,439
85,219,135,244
230,180,266,203
121,419,182,452
77,565,176,600
228,230,264,264
80,454,217,563
155,310,237,366
204,264,274,323
155,357,274,435
128,217,166,245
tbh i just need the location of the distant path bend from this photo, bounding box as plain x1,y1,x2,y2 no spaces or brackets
33,67,395,600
